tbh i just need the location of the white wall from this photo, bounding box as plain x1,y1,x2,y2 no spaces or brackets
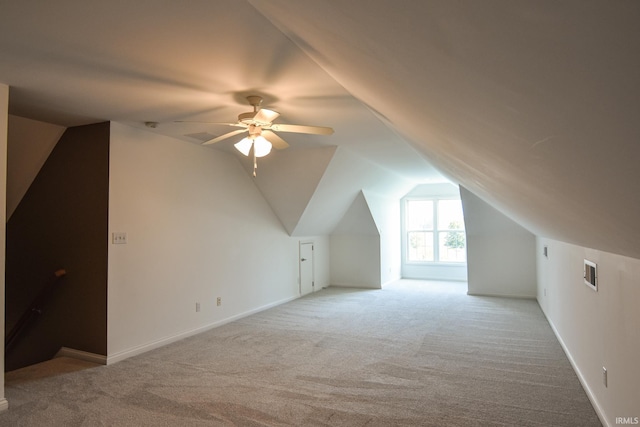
363,190,402,286
107,123,329,362
330,234,380,289
0,83,9,411
330,192,381,288
537,238,640,426
312,235,331,289
461,186,536,297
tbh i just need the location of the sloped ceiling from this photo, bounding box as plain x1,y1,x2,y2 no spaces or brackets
250,0,640,259
0,0,444,239
2,1,639,258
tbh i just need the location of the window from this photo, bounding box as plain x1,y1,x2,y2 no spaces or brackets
406,198,466,263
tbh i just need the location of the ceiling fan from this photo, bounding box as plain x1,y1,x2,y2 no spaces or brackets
181,95,333,176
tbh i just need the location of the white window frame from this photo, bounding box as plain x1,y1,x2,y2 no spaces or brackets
403,197,466,265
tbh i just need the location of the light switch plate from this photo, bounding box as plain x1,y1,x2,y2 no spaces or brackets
112,232,127,244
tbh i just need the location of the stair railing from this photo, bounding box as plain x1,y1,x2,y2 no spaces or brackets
5,269,67,353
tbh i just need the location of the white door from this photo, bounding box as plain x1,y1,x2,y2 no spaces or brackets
299,242,314,295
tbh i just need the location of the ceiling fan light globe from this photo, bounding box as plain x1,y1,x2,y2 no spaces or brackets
234,137,253,156
253,136,272,157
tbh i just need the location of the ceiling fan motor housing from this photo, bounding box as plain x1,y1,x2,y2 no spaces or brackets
238,112,274,126
238,111,258,124
238,95,273,125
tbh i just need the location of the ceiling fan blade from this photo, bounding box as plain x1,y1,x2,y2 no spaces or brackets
262,130,289,150
253,108,280,124
202,129,247,145
175,121,246,128
269,123,334,135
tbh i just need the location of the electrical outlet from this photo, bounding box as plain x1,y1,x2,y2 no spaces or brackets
603,367,607,387
216,297,221,306
112,232,127,244
196,302,200,312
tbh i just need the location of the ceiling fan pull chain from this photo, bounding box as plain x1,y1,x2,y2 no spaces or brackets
253,149,258,177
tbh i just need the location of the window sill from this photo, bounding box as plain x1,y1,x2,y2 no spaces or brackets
405,262,467,267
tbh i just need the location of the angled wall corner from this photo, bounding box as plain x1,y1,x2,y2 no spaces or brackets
330,191,381,289
460,186,536,298
332,191,378,236
362,190,403,285
249,145,337,235
292,147,414,236
6,115,66,219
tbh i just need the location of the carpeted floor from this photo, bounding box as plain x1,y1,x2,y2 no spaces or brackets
2,280,601,426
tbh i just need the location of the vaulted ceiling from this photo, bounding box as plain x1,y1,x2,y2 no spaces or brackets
1,1,639,258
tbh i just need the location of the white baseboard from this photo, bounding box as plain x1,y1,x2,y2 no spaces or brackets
329,282,381,289
467,291,536,299
381,276,403,287
0,398,9,412
106,294,300,365
539,306,609,427
55,347,108,365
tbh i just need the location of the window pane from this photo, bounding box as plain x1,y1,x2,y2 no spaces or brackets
408,231,434,261
406,200,433,230
438,231,466,262
437,200,465,230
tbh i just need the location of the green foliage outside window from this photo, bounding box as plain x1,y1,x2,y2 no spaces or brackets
444,221,465,250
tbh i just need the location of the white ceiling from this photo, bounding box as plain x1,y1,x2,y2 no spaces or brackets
0,0,441,182
1,1,640,258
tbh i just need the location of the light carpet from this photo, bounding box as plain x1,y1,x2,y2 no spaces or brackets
1,280,601,426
